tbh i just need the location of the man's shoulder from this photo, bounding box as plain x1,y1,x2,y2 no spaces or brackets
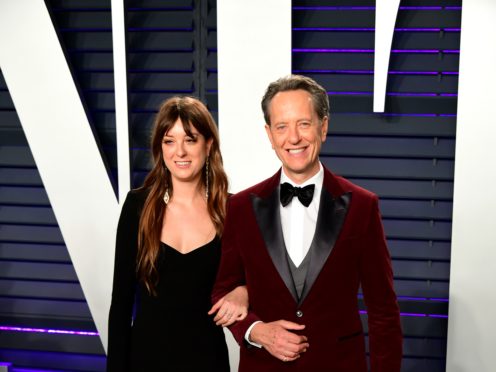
337,175,376,198
324,167,377,201
229,172,279,204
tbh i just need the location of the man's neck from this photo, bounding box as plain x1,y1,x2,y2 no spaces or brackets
281,163,323,185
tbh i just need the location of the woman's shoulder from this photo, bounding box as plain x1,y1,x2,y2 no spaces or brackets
122,187,151,213
127,187,150,201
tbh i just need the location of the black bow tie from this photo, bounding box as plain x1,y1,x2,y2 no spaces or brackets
280,182,315,207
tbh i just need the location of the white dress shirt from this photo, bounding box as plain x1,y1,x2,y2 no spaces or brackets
245,163,324,346
280,163,323,267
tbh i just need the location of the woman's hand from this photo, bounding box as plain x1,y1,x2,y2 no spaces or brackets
208,285,248,327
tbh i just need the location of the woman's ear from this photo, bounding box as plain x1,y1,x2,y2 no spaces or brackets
206,138,213,156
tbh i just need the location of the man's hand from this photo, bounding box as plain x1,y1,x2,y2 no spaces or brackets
250,320,309,362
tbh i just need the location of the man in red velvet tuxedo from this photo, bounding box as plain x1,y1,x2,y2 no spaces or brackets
212,75,402,371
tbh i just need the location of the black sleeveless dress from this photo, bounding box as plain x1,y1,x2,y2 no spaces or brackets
107,190,229,372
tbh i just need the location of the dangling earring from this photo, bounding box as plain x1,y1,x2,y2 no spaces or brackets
163,162,170,204
205,156,210,200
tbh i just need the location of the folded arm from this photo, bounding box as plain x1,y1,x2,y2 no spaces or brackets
211,199,265,344
211,199,308,362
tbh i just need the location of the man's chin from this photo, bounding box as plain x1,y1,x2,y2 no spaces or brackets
281,165,318,181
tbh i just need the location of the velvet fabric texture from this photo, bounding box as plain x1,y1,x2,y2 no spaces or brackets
213,167,402,372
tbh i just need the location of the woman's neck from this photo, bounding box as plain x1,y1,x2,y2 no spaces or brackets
169,179,205,205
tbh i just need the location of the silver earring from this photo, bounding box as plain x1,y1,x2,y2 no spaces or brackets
163,162,170,204
205,156,210,200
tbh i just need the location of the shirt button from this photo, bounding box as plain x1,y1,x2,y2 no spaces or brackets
296,310,303,318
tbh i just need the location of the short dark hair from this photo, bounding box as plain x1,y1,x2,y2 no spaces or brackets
261,75,330,125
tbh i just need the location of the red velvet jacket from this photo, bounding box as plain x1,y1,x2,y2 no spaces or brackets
212,167,402,371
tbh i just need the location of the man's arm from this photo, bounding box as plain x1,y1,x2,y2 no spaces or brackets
249,320,309,362
360,196,403,372
212,198,309,361
211,199,261,344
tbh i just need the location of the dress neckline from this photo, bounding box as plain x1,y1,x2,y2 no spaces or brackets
161,236,217,256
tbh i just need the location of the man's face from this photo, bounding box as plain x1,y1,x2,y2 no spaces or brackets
265,89,328,184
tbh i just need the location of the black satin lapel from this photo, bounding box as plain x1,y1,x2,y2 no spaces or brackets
299,191,351,305
251,191,298,302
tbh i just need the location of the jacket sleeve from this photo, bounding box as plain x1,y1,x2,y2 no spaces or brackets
212,197,261,345
106,191,141,372
360,196,403,372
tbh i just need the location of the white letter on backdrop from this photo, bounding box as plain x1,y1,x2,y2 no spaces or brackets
374,0,401,112
0,0,130,351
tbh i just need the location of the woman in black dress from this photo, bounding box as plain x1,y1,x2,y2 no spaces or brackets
107,96,248,372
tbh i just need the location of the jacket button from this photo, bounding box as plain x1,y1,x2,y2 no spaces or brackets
296,310,303,318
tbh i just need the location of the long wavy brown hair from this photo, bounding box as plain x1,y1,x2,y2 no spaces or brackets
137,96,229,295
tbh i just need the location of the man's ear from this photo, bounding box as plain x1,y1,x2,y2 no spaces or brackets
321,116,329,142
265,124,275,149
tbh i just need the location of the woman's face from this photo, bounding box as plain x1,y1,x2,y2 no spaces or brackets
162,118,212,186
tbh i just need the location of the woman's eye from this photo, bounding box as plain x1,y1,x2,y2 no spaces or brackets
163,139,173,145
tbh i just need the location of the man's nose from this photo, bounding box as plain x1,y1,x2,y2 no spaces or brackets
288,125,301,143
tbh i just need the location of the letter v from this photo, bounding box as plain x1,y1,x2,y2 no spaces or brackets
374,0,401,112
0,0,128,350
